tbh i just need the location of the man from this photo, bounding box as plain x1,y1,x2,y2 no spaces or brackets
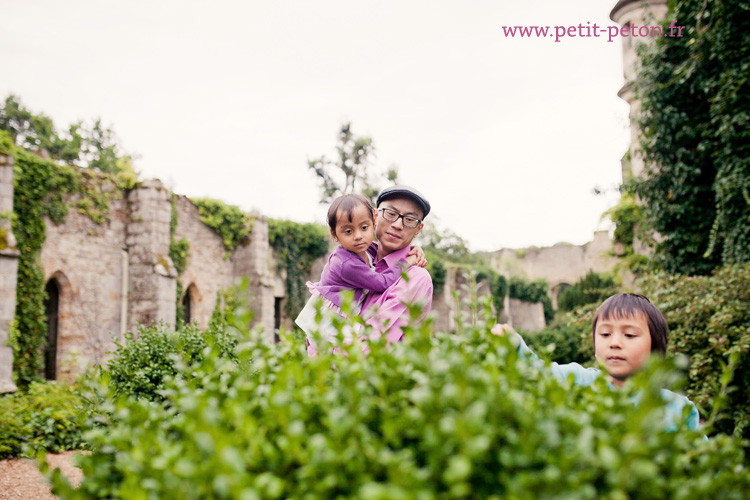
362,185,434,343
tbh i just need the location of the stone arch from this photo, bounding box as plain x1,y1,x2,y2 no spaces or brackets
550,281,573,310
182,283,200,326
43,271,70,380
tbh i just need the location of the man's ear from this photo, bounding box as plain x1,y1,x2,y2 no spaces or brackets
414,222,424,237
372,209,379,225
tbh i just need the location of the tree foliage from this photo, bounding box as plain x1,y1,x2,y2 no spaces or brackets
0,95,134,174
308,122,398,204
633,0,750,274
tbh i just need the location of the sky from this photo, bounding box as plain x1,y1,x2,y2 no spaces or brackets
1,0,631,251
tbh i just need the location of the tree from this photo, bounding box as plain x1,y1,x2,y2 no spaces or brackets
0,94,131,174
308,122,398,204
633,0,750,275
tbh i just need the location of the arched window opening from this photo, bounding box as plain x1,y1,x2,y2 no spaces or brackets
182,288,192,326
43,280,60,380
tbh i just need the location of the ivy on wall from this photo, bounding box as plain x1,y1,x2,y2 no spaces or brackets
191,198,254,253
268,219,329,319
169,194,190,329
1,131,127,387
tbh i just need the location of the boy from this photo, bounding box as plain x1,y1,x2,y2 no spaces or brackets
492,293,699,431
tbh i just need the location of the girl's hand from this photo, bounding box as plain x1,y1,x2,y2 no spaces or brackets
406,254,418,267
408,245,428,267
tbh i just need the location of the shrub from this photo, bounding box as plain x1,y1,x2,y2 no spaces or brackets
557,270,617,312
52,305,750,499
107,322,237,401
521,304,596,365
509,277,554,323
0,381,87,458
639,263,750,442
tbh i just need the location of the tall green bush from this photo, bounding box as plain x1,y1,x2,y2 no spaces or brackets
52,305,749,499
509,277,554,323
639,263,750,442
520,304,597,366
557,270,617,312
107,322,237,402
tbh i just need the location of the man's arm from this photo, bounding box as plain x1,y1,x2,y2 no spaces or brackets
365,267,432,344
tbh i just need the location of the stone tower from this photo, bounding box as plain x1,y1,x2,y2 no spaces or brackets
0,152,19,393
610,0,668,182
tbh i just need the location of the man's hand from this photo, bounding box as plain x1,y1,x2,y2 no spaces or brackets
491,323,514,336
408,245,428,267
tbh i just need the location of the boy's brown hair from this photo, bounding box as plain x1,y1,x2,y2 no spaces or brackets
592,293,668,355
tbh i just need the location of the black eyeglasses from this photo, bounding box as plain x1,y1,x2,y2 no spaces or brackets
378,208,422,228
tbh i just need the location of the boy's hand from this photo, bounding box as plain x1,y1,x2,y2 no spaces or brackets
491,323,514,336
408,245,428,267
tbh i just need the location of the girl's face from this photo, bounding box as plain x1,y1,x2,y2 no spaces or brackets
594,312,652,387
333,204,376,260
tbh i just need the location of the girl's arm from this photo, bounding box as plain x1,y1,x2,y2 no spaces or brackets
339,255,410,293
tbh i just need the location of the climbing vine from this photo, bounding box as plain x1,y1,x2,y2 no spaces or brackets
268,219,329,318
169,194,190,329
191,198,254,253
1,130,128,387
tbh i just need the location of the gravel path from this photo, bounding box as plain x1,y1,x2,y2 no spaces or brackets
0,451,85,500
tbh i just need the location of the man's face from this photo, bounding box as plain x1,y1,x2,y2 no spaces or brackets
375,196,424,256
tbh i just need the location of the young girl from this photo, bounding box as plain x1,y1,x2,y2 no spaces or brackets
295,193,425,354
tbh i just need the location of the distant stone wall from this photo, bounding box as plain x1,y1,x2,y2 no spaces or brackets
173,195,233,330
0,152,19,393
491,230,622,307
0,168,280,387
40,198,129,377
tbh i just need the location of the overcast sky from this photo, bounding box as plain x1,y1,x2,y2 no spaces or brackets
1,0,631,251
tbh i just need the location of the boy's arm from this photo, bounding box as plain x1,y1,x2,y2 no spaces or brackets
339,255,410,293
491,324,600,386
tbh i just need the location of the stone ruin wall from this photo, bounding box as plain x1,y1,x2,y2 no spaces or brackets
172,194,234,330
491,230,622,309
0,162,280,388
40,197,129,378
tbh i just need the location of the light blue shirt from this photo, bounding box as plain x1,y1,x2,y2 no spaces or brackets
514,333,700,432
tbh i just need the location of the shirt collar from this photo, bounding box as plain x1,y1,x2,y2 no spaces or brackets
378,245,410,267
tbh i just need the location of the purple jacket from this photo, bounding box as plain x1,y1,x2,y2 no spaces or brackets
309,243,409,308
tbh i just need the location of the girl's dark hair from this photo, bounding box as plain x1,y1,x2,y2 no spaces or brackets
592,293,668,355
327,194,374,233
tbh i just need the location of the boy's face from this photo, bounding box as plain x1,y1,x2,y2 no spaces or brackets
594,312,652,386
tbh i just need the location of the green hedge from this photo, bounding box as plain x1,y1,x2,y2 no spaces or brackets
639,263,750,442
51,306,749,499
108,322,238,402
557,271,617,312
0,381,87,458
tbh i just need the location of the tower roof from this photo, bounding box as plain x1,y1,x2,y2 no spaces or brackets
610,0,667,22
